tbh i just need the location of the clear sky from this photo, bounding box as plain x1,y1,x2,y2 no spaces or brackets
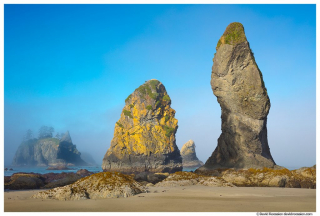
4,4,316,168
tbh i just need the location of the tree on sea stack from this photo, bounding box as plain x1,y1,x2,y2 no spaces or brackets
198,22,276,171
102,79,182,173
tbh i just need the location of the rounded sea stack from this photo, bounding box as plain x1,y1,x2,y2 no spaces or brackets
102,79,182,173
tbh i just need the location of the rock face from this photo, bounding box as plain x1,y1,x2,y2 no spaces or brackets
102,79,182,173
198,22,275,171
12,131,87,167
180,140,204,168
32,172,144,200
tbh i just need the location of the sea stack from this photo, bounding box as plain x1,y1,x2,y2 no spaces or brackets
12,131,87,167
198,22,275,170
180,140,204,168
102,79,182,173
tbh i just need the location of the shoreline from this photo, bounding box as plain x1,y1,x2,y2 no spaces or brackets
4,185,316,212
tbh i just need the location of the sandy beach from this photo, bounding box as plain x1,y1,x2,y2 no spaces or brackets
4,186,316,212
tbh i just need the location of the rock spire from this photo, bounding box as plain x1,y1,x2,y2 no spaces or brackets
198,22,275,170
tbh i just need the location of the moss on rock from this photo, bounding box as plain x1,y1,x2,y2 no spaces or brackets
216,22,247,50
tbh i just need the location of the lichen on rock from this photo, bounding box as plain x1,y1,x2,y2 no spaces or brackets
180,140,204,168
198,22,275,171
32,172,144,200
102,79,182,173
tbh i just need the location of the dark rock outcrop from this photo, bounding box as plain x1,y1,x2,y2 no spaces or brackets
4,173,45,190
102,79,182,174
198,22,275,171
180,140,204,168
4,170,94,190
12,131,87,167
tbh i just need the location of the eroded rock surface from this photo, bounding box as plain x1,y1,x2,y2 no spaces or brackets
102,80,182,173
32,172,144,200
198,22,275,171
181,140,204,168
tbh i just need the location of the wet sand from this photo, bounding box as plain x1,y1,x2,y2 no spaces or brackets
4,186,316,212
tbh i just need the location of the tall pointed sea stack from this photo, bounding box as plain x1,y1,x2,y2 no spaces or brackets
102,79,182,173
198,22,275,170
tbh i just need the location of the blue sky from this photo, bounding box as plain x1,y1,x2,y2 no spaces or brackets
4,4,316,168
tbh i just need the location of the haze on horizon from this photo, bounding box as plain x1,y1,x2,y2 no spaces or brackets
4,4,316,169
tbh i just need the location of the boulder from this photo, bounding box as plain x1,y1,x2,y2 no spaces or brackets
134,172,168,184
32,172,145,200
102,79,182,173
198,22,275,171
180,140,204,168
76,169,94,177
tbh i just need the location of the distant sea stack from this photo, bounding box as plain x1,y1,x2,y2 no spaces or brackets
180,140,204,168
198,22,275,171
12,131,87,167
102,79,182,173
